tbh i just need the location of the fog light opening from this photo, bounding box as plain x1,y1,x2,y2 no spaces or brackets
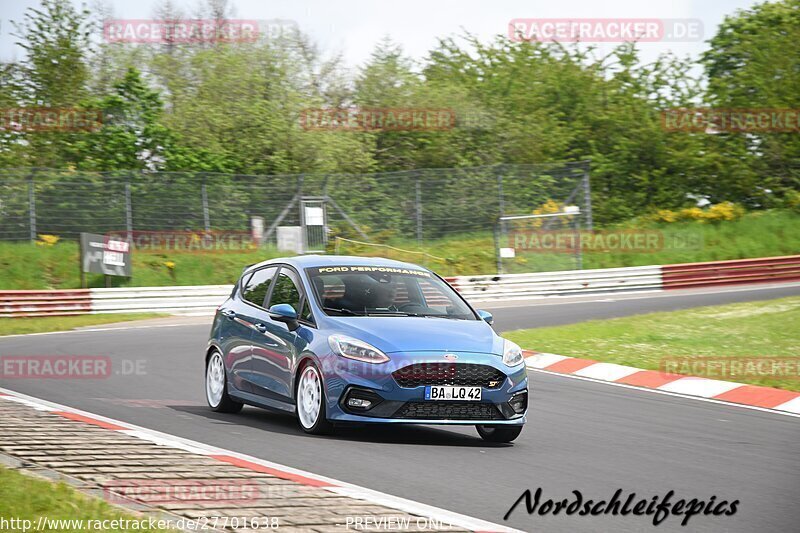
342,387,383,412
509,390,528,414
347,398,372,409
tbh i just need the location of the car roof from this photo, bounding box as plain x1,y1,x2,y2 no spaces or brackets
243,255,430,276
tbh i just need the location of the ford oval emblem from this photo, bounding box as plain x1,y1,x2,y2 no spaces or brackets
444,353,458,361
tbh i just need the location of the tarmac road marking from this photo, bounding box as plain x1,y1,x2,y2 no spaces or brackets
0,386,523,533
523,351,800,417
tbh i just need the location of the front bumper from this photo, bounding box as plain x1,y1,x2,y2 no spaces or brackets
321,351,529,425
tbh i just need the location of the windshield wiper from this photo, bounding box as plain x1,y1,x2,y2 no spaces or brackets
322,306,364,316
366,310,421,317
367,310,462,319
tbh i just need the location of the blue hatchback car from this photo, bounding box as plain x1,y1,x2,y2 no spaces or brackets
205,256,528,442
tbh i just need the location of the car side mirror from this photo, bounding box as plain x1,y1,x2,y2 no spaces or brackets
477,309,493,325
268,304,299,331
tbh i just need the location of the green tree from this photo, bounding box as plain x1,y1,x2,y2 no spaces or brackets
702,0,800,205
70,68,172,171
9,0,93,167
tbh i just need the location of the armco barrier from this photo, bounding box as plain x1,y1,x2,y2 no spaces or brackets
2,256,799,318
0,289,91,317
661,255,800,289
447,265,663,301
89,285,233,315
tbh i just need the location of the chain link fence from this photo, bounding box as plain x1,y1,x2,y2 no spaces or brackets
0,162,591,271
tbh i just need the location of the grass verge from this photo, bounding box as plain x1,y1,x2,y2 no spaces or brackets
0,313,165,336
326,209,800,274
505,296,800,391
0,241,278,290
0,209,798,288
0,466,169,532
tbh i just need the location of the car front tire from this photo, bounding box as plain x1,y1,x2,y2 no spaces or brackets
206,350,243,413
296,361,333,435
476,424,523,443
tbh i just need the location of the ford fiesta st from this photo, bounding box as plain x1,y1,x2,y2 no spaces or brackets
205,256,528,442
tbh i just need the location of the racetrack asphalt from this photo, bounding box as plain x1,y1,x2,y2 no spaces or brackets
484,281,800,331
1,283,799,532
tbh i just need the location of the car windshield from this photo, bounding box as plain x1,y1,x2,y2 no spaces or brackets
306,265,477,320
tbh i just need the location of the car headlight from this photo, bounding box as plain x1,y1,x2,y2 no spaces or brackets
502,339,524,367
329,335,390,364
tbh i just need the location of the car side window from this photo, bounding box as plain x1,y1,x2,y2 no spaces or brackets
242,267,277,307
300,298,313,323
268,271,302,314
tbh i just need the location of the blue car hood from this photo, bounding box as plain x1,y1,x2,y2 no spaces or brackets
327,316,504,355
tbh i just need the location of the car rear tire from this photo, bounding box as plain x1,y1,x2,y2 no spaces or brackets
476,424,523,443
206,350,243,413
296,362,333,435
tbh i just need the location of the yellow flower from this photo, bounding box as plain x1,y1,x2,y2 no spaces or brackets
533,199,562,216
529,199,564,228
705,201,744,222
654,209,677,223
164,261,176,269
678,207,706,221
36,234,60,246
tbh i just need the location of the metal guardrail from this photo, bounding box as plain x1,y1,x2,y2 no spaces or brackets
0,289,92,317
447,265,664,301
661,255,800,289
2,256,798,317
89,285,234,315
0,286,230,318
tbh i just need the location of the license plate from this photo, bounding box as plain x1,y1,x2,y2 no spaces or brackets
424,386,482,401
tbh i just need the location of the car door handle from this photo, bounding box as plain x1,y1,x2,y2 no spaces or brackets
254,323,268,333
221,309,236,319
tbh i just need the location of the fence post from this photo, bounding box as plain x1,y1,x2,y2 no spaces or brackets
582,163,593,230
415,175,423,244
496,166,507,245
573,216,583,270
28,173,36,242
201,175,211,232
496,167,506,218
494,219,503,275
125,178,133,242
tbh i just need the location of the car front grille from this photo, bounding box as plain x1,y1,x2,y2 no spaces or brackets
393,401,504,420
392,363,506,389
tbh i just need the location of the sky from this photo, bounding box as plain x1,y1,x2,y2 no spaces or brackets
0,0,763,70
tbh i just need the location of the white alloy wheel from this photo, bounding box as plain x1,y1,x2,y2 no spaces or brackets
297,365,323,429
206,351,226,408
